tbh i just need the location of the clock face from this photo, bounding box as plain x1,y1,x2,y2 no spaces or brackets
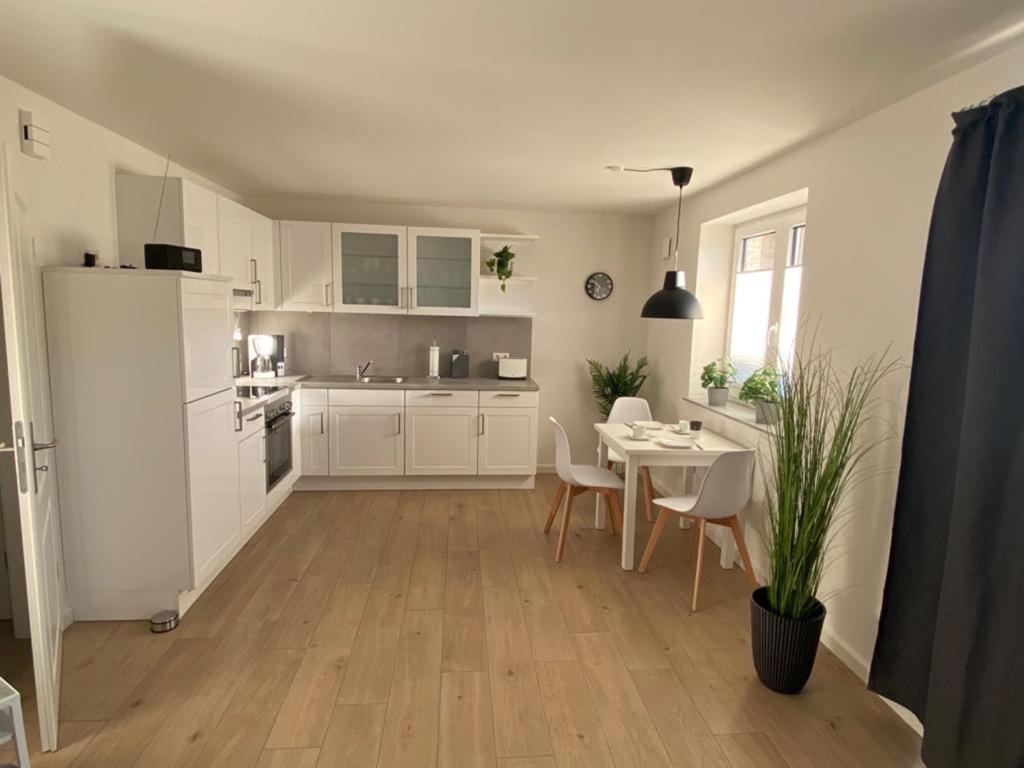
585,272,614,301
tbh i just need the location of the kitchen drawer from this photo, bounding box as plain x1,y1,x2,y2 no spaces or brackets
479,390,538,408
237,406,265,442
328,388,405,407
300,388,328,406
405,389,478,408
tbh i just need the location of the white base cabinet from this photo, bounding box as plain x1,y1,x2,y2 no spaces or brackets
329,406,405,475
301,404,329,476
238,430,267,541
479,407,538,475
405,406,479,475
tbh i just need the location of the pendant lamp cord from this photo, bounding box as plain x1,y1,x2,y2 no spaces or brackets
673,183,682,270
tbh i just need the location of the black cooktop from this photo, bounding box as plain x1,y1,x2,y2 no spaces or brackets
235,385,283,399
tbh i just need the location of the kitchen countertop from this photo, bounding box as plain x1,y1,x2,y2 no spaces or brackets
298,375,539,392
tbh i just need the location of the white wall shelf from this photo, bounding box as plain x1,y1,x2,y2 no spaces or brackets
481,233,539,244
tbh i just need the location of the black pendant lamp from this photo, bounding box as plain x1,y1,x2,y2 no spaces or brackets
640,166,703,319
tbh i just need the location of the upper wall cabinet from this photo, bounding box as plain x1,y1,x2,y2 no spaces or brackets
217,197,276,311
279,221,333,312
408,227,479,316
332,224,407,314
116,176,221,273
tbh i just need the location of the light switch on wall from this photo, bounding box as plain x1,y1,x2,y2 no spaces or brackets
492,352,510,361
19,109,51,159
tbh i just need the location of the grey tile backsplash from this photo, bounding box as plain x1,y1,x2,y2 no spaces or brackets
240,312,532,379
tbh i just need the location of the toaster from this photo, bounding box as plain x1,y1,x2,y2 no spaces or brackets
498,357,528,380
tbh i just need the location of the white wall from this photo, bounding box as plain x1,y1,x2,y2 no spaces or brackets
644,41,1024,684
245,196,652,467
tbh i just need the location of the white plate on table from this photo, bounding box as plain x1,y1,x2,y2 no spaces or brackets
655,436,694,449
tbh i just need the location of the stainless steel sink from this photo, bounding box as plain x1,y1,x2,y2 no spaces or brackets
357,376,405,384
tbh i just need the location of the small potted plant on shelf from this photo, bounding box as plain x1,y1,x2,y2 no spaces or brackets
751,345,897,694
739,366,780,424
586,352,649,418
485,245,516,293
700,359,735,407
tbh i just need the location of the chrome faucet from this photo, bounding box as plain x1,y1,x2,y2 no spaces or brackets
356,360,373,379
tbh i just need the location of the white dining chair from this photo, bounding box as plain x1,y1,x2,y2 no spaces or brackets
0,676,30,767
545,417,625,562
638,449,759,611
604,397,657,522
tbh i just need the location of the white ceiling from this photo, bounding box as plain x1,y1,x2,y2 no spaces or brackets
1,0,1023,212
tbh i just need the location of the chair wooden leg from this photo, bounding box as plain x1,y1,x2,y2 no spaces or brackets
689,516,700,560
727,516,759,588
545,482,566,534
641,466,655,523
600,490,620,536
638,507,673,573
610,490,624,537
692,519,707,612
555,486,576,563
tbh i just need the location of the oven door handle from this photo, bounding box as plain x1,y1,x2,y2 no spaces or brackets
267,411,295,429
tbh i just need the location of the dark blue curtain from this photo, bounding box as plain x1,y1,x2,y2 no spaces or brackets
869,84,1024,767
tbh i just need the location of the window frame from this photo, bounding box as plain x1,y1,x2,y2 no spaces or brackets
724,206,807,391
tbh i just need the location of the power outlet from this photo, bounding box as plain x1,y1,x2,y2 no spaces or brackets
492,352,510,361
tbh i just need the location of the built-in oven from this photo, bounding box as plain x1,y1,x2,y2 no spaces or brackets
265,396,294,490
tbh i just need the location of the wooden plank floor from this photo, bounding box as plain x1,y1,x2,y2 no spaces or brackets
0,479,924,767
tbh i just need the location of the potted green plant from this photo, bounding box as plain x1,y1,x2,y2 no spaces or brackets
586,352,649,418
751,347,897,693
485,245,516,292
700,359,735,407
739,366,780,424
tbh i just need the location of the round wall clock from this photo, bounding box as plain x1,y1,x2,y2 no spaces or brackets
585,272,614,301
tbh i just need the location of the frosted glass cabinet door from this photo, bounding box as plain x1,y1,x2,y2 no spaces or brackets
333,224,407,314
408,227,480,316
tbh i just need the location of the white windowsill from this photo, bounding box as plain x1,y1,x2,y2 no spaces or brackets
682,395,770,434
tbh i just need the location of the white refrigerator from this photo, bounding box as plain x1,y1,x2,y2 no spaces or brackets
44,267,241,620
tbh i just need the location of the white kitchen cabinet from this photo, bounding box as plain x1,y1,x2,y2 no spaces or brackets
115,175,221,273
238,429,267,541
185,388,242,588
217,196,255,308
280,220,334,312
408,227,480,316
404,406,479,475
180,276,234,403
251,213,276,310
333,224,407,313
478,407,538,475
329,405,405,475
301,403,329,476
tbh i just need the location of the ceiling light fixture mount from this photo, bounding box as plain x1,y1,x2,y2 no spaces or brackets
621,165,703,320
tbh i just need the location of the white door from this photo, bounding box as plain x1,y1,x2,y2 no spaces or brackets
478,407,538,475
280,221,333,312
405,406,479,475
329,406,404,476
238,430,267,541
185,389,242,587
333,224,408,314
407,227,480,316
0,145,64,751
180,276,233,403
300,404,328,476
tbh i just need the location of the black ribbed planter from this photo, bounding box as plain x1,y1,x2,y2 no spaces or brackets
750,586,825,694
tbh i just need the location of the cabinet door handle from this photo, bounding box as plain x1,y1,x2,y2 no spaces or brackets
250,258,257,283
261,434,267,463
496,392,521,397
255,279,263,305
234,401,243,432
324,283,331,306
319,412,325,435
395,413,402,435
246,412,262,422
479,413,485,435
430,392,453,397
410,286,416,309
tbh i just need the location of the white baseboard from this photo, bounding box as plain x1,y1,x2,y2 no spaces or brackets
295,475,536,491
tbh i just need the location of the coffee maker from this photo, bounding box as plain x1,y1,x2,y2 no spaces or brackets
247,334,287,378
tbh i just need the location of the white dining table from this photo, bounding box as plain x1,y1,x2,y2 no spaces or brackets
593,422,747,570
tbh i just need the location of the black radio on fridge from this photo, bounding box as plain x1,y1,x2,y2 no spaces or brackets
144,243,203,272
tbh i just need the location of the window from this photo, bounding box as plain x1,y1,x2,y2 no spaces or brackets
727,209,806,382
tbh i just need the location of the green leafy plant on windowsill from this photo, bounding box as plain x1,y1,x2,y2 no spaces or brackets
485,245,516,292
739,366,781,424
586,352,649,419
700,358,736,389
